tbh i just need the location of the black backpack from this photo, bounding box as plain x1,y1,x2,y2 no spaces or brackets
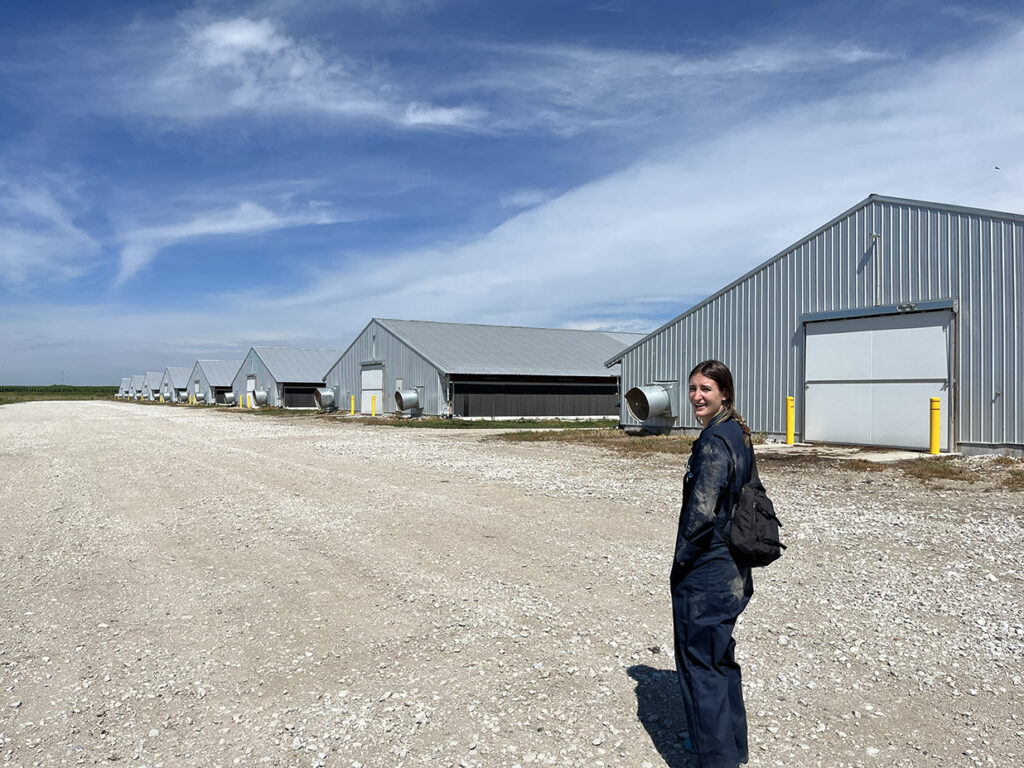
720,438,786,567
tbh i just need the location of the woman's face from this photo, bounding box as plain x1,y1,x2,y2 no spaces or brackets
689,373,726,426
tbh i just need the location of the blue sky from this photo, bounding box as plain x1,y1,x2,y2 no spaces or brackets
1,0,1022,384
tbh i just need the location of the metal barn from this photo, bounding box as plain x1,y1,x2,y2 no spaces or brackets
324,318,645,418
231,347,341,408
189,360,243,405
128,374,145,400
159,367,192,403
141,371,163,402
116,377,131,399
608,195,1023,455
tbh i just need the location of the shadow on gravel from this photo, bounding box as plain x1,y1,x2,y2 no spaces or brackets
627,664,696,768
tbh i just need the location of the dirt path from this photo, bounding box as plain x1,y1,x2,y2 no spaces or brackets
1,401,1021,767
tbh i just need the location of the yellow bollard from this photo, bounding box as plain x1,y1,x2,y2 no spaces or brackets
350,394,355,415
371,394,376,417
786,396,795,445
929,397,941,454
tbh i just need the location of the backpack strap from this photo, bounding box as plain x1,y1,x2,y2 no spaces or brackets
748,440,762,487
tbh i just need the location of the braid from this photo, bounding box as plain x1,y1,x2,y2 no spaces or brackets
727,404,751,437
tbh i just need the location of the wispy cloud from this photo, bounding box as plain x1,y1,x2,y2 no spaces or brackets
115,200,343,285
116,15,487,130
0,176,103,288
499,188,553,210
11,13,893,139
443,39,896,136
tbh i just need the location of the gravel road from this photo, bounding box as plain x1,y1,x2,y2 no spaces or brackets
1,401,1022,768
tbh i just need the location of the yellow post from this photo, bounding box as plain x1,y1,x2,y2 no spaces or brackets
929,397,941,454
786,396,795,445
350,395,355,415
371,394,376,417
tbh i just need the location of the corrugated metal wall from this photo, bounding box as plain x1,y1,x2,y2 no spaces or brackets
232,350,282,407
325,321,446,415
618,196,1023,451
192,364,213,405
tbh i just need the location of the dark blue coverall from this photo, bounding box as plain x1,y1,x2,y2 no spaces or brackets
671,414,754,768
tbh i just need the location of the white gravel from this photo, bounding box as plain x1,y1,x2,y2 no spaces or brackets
1,401,1021,768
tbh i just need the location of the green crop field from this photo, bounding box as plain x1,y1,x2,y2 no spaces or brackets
0,385,119,406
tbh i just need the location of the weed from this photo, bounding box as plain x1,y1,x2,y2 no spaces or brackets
894,458,978,483
1005,468,1024,491
840,459,888,472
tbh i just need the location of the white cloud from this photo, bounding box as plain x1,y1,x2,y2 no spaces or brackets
0,177,102,287
115,201,342,285
401,102,488,128
448,39,896,136
119,16,486,130
500,188,552,210
39,14,893,138
192,17,290,66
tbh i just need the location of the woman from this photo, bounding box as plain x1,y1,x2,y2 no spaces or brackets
671,359,754,768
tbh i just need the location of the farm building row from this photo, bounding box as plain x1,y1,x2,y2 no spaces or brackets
114,195,1021,454
116,322,644,419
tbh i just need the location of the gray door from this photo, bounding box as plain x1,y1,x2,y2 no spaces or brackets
804,311,951,450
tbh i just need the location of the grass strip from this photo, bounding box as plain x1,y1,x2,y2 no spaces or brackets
491,428,696,456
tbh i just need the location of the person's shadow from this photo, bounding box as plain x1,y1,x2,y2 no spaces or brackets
627,664,696,767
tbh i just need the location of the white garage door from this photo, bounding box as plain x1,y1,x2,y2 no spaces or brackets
360,365,384,415
804,311,951,450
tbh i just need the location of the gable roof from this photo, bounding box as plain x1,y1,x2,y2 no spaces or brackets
130,374,145,389
375,318,645,377
162,367,192,389
142,371,163,388
250,347,341,383
194,360,243,387
604,193,1024,366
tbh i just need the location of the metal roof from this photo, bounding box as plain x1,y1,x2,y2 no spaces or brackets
251,347,341,383
195,360,243,387
376,318,646,377
142,371,162,388
604,193,1024,367
130,374,145,389
118,377,131,390
163,367,192,389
